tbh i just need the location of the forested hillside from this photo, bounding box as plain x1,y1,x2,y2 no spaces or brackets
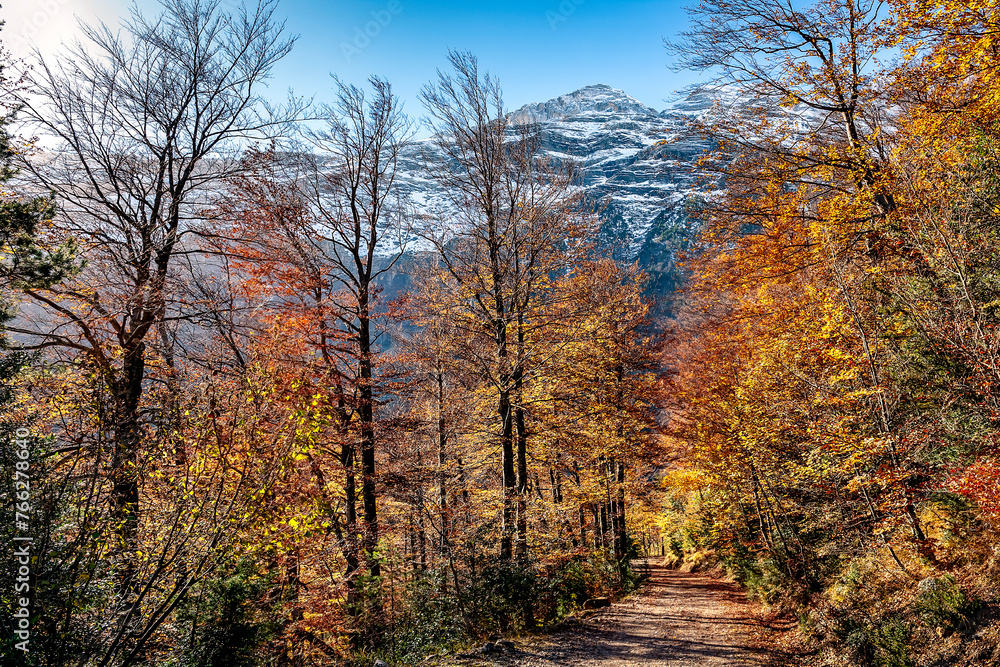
3,0,1000,666
661,1,1000,665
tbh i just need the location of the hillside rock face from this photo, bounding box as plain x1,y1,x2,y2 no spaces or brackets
392,84,724,309
518,84,716,301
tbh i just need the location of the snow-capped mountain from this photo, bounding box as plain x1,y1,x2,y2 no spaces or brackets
390,83,728,308
512,83,660,122
513,84,717,299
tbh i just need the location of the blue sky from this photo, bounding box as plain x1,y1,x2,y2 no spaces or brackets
5,0,703,115
269,0,700,113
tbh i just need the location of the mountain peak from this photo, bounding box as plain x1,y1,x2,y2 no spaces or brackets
512,84,658,122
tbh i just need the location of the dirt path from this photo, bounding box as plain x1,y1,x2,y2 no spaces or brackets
441,561,784,667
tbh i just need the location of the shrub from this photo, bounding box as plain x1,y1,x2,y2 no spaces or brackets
175,560,279,667
843,615,914,667
378,570,465,663
913,575,974,633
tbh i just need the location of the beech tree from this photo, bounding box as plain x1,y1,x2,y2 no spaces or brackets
401,251,663,630
533,260,662,580
661,4,1000,650
419,51,595,567
670,0,897,224
665,0,932,556
303,77,412,583
8,0,299,661
209,76,411,649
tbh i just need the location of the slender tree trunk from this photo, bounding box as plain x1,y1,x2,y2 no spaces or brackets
158,323,186,467
437,368,450,557
599,505,608,549
407,514,417,572
341,441,361,611
287,549,303,621
517,395,534,630
514,315,529,560
415,446,428,572
514,403,528,560
358,290,380,579
611,365,628,575
606,459,617,554
572,462,587,548
615,459,628,581
457,455,470,505
499,386,516,560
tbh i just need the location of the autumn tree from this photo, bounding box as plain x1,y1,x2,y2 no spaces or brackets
670,0,896,216
7,0,299,661
401,252,663,631
660,4,1000,663
418,51,597,569
397,272,477,579
664,0,933,555
302,78,412,582
208,76,411,650
484,256,662,588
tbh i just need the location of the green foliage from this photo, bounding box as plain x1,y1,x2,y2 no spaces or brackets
175,560,280,667
538,553,631,620
374,570,465,664
0,111,79,292
723,553,790,605
354,548,635,665
0,41,78,301
0,196,79,289
547,559,597,617
843,615,914,667
351,564,389,646
464,555,537,633
913,576,974,633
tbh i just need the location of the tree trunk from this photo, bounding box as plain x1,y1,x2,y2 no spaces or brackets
499,386,516,560
415,447,428,572
437,368,450,556
599,504,608,549
358,291,380,579
515,398,528,560
111,341,146,606
514,314,529,561
341,441,361,612
615,459,628,581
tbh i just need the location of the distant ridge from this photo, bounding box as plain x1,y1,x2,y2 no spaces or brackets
387,83,731,310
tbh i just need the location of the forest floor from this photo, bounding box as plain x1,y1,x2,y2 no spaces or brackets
433,559,799,667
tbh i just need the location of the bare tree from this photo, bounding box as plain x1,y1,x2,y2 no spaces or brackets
9,0,300,661
304,76,412,586
418,51,594,576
